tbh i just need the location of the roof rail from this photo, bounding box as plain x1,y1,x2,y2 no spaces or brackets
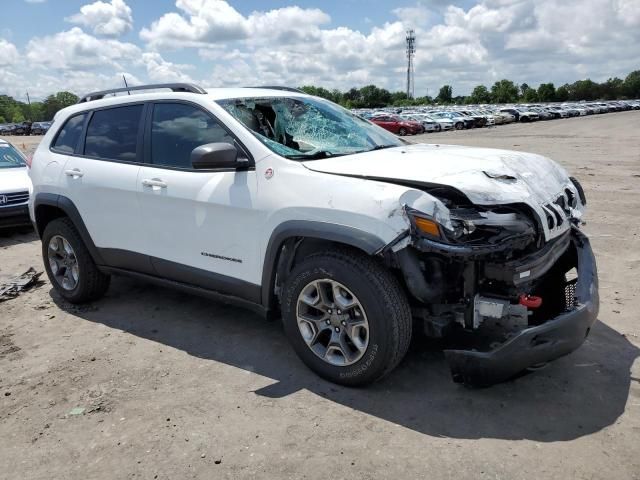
245,86,305,94
77,83,207,103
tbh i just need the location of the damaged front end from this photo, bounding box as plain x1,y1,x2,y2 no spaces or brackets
386,185,599,387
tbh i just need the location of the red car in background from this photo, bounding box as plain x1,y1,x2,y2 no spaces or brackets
370,115,423,136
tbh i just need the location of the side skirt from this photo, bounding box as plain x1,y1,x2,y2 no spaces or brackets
100,266,268,318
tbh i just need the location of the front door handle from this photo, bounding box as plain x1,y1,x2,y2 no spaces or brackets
64,168,84,178
142,178,167,189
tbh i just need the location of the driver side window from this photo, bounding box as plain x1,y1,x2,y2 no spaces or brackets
150,103,234,169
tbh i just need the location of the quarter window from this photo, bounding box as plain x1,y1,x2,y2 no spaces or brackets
150,103,234,169
52,113,86,154
84,105,143,161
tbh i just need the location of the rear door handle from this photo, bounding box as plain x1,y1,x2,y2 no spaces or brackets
142,178,167,189
64,168,84,178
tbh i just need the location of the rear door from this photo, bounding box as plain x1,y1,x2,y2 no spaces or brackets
59,103,150,272
137,101,261,298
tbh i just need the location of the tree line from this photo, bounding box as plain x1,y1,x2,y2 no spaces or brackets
301,69,640,108
1,69,638,122
0,91,79,124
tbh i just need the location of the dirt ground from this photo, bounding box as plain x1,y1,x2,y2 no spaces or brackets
1,112,639,480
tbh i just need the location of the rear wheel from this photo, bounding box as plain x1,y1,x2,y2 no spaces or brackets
455,122,464,130
398,127,407,136
435,124,442,132
42,218,110,303
281,249,412,386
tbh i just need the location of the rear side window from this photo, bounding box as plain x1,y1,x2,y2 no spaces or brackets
52,113,86,154
150,103,234,169
84,105,143,162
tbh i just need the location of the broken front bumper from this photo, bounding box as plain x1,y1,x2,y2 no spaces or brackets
444,229,599,386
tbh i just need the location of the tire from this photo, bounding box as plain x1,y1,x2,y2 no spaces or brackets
435,124,441,132
455,122,463,130
398,127,407,136
280,248,412,386
42,217,110,303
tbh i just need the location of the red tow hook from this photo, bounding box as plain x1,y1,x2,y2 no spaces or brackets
519,294,543,309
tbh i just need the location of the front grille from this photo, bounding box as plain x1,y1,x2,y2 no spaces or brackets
564,278,578,311
543,192,572,230
0,190,29,207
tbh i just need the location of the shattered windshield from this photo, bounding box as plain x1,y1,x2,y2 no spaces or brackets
216,96,404,160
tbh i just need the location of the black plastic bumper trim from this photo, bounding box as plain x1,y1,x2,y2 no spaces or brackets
444,229,598,386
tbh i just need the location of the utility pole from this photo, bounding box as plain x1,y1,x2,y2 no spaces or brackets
26,91,32,121
406,30,416,99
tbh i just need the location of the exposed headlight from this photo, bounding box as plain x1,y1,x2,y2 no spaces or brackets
409,210,476,242
408,207,536,247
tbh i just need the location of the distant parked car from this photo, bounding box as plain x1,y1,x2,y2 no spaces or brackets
530,107,554,120
2,122,31,135
431,112,472,130
30,122,52,135
401,114,440,132
370,115,423,135
500,108,538,122
0,138,31,228
458,110,487,128
414,113,454,131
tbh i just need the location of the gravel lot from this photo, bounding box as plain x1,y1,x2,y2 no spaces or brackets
1,111,639,479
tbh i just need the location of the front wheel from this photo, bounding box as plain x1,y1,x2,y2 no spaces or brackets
455,122,464,130
280,249,412,386
435,124,442,132
398,127,407,136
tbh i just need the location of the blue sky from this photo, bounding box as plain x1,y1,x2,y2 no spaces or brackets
1,0,638,100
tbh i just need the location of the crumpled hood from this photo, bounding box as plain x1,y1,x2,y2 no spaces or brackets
303,143,571,206
0,167,31,194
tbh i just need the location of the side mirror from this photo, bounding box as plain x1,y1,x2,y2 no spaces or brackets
191,142,238,169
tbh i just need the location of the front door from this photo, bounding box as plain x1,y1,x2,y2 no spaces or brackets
137,102,261,300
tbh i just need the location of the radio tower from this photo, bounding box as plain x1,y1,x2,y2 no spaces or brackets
405,29,416,99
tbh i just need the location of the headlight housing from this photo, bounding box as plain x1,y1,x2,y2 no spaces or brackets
408,206,536,248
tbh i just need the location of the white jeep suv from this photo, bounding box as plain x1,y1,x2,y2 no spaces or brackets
29,84,599,386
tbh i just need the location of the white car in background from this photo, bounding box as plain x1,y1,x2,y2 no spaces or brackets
0,139,32,229
414,113,454,131
401,113,442,132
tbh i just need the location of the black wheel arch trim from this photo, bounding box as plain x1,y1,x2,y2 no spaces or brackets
260,220,387,309
33,193,106,265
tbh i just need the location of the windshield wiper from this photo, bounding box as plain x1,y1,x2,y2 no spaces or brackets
369,144,398,151
349,144,399,155
287,151,345,160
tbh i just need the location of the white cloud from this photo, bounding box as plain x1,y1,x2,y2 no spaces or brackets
141,52,194,83
0,39,19,67
140,0,250,47
615,0,640,26
140,0,330,48
392,6,430,28
67,0,133,37
3,0,640,101
25,27,140,71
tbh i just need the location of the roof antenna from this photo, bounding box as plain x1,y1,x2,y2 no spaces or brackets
123,75,131,95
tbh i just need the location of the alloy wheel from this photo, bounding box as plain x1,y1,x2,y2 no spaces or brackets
48,235,79,291
296,279,369,366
